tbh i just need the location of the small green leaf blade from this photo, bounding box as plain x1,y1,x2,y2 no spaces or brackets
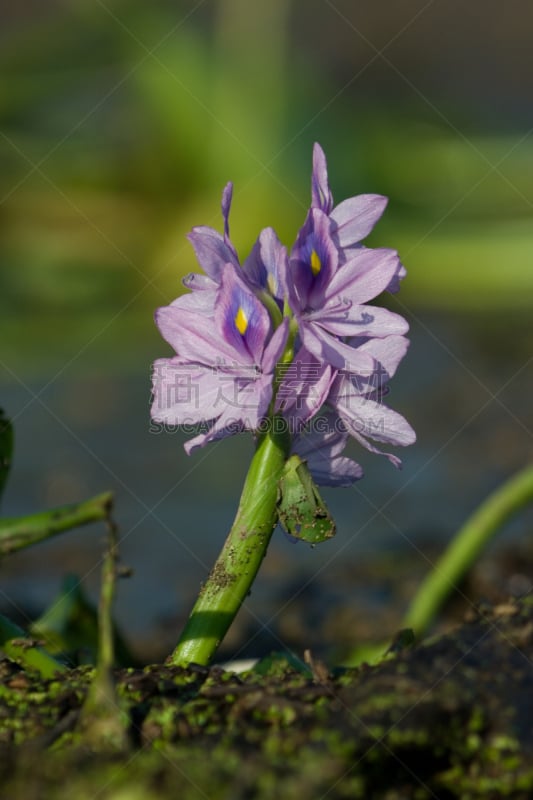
277,455,336,544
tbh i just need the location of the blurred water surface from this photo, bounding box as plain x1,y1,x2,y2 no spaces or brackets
1,309,531,658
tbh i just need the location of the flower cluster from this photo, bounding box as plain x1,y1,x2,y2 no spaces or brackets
151,144,415,485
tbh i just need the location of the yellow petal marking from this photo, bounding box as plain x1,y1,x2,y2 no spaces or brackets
310,249,322,276
235,307,248,335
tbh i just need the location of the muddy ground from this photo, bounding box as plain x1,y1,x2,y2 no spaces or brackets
1,588,533,800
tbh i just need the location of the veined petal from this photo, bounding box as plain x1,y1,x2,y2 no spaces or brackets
221,182,234,245
170,287,217,314
307,453,363,486
311,142,333,214
330,194,388,247
330,377,416,465
385,262,407,294
276,347,335,427
262,318,290,375
182,273,218,294
242,227,289,303
292,413,363,486
155,305,240,364
325,248,402,306
291,208,338,310
187,226,239,283
300,321,375,372
310,305,409,339
293,411,347,457
151,358,221,425
215,265,271,363
184,413,241,455
357,335,410,380
184,373,273,454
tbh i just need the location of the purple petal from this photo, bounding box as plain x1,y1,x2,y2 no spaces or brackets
242,227,289,302
262,318,290,375
292,414,363,486
221,182,233,242
291,208,338,310
309,304,409,339
358,335,410,380
215,265,271,363
187,226,239,283
324,248,402,306
311,142,333,214
155,305,239,364
329,376,416,466
275,347,335,426
151,358,221,425
300,321,377,372
184,414,242,455
182,273,218,293
385,262,406,294
308,455,363,487
170,287,217,314
184,373,273,454
330,194,388,247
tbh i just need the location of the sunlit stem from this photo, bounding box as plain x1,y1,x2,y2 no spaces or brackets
258,290,283,329
169,419,291,667
344,464,533,667
403,463,533,637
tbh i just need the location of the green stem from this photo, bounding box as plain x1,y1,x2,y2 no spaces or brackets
0,491,113,557
344,464,533,667
170,420,290,666
79,513,129,751
0,613,66,678
403,464,533,637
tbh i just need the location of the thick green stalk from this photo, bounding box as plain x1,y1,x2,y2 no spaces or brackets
403,464,533,637
0,491,113,557
170,421,290,666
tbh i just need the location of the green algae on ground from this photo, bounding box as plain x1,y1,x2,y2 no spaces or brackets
2,598,533,799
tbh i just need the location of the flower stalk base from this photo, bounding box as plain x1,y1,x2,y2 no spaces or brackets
169,422,290,667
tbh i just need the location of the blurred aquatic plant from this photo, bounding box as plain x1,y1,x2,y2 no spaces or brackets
0,406,119,676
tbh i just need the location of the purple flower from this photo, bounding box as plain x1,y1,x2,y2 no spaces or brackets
183,182,239,293
292,411,363,487
311,142,406,290
288,207,408,371
311,143,388,250
242,227,288,307
325,334,416,468
275,348,335,430
151,142,415,474
152,265,288,453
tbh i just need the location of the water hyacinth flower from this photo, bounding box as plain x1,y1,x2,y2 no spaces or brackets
152,265,288,453
152,143,416,667
152,142,414,472
311,141,406,291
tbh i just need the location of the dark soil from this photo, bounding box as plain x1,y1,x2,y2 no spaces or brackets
1,596,533,799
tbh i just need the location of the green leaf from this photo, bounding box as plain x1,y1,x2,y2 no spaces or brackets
30,573,134,667
0,408,13,501
277,455,336,544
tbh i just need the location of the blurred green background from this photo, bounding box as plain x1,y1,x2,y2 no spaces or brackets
1,1,532,661
2,0,533,338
